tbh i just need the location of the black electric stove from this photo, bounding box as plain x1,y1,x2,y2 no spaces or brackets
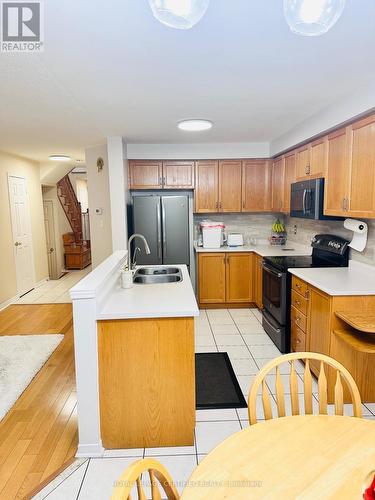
262,234,350,353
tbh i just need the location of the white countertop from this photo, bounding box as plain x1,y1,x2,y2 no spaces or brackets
98,264,199,320
194,242,312,257
289,260,375,296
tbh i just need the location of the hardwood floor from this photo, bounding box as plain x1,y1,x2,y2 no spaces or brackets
0,304,77,500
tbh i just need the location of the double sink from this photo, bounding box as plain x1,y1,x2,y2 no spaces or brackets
133,266,183,284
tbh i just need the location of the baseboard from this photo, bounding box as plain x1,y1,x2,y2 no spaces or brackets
199,302,257,309
76,441,105,458
0,294,19,312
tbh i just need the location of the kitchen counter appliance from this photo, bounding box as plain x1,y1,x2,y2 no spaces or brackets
290,178,343,220
262,234,350,353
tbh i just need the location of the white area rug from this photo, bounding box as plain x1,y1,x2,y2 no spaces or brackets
0,334,63,420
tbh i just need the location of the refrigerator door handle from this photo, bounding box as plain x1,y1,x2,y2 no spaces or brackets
162,199,167,258
156,200,162,259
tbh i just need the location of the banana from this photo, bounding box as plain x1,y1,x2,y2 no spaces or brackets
272,219,285,234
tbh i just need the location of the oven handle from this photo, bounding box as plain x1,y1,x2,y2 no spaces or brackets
302,189,307,214
263,264,284,279
262,313,282,333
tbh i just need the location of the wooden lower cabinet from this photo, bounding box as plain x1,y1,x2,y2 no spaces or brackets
97,317,195,449
254,254,263,309
291,276,375,403
198,252,255,308
198,253,226,304
226,253,254,303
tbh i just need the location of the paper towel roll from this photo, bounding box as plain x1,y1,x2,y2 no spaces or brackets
344,219,368,252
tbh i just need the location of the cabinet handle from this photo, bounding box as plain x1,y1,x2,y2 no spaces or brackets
159,176,163,186
295,299,301,306
295,283,301,290
219,202,222,209
296,338,301,344
242,201,245,209
344,197,349,211
215,201,219,209
305,289,310,299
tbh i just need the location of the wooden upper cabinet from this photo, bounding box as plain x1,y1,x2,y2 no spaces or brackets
218,160,242,212
272,157,285,212
195,161,219,213
242,160,272,212
347,114,375,218
296,138,327,180
283,152,296,213
324,128,350,216
129,160,163,189
296,145,310,180
226,253,254,303
198,253,226,304
163,161,195,189
310,137,327,178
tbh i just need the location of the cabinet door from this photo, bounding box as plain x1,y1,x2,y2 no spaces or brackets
226,253,254,303
310,137,327,178
254,254,263,309
195,161,219,213
283,152,296,213
198,253,226,304
163,161,195,189
324,128,350,216
307,286,332,372
219,160,242,212
242,160,272,212
296,145,311,180
272,157,284,212
347,114,375,218
129,161,162,189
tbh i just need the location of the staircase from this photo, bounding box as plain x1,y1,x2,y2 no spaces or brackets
57,174,83,243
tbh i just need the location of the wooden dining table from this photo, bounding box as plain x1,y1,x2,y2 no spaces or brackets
181,415,375,499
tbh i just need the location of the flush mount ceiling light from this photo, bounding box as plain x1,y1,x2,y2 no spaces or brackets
284,0,346,36
178,119,213,131
49,155,72,161
148,0,210,29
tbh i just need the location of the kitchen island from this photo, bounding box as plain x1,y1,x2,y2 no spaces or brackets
70,251,199,457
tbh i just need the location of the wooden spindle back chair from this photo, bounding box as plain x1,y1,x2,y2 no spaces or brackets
111,458,180,500
248,352,362,424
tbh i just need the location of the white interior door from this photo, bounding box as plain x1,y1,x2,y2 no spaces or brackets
8,175,35,295
43,200,58,279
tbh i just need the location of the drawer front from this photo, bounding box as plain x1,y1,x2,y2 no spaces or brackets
292,276,309,298
291,323,306,352
291,305,307,333
291,290,308,316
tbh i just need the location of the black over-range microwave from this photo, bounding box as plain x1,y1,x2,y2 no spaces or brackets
290,178,343,220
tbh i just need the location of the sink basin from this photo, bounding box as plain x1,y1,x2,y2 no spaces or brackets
136,266,180,275
133,274,182,285
133,266,183,284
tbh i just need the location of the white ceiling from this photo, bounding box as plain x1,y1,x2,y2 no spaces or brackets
1,0,375,162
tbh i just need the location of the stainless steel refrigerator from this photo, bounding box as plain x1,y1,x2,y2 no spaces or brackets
132,195,190,267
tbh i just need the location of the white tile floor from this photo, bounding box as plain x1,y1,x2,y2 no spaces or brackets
33,307,375,499
15,268,91,304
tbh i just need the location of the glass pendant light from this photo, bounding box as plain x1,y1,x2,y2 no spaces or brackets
284,0,346,36
148,0,210,30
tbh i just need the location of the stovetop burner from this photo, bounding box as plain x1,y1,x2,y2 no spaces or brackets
263,255,345,273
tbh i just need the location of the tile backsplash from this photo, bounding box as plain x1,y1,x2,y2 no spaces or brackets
194,213,375,267
285,216,375,266
194,213,283,244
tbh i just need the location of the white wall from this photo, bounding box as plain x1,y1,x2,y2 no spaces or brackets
271,81,375,156
107,137,129,250
127,142,270,159
0,151,48,304
85,144,113,267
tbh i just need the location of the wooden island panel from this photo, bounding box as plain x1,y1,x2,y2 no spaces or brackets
97,317,195,449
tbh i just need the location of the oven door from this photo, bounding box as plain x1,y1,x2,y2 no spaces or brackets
262,264,287,325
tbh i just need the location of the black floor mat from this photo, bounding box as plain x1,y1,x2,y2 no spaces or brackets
195,352,248,409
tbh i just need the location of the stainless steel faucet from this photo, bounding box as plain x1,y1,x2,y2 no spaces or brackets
127,234,151,270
